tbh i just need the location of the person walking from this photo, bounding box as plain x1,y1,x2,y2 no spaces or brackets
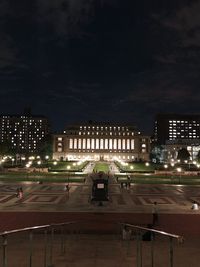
152,202,158,226
16,188,20,198
19,187,23,200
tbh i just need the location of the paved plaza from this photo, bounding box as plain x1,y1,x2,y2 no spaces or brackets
0,180,200,213
1,176,200,266
0,177,200,235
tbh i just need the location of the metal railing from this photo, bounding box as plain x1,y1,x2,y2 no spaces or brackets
0,221,184,267
119,223,184,267
0,221,78,267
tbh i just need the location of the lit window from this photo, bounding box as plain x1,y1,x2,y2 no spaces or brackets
87,139,90,149
91,139,95,149
96,139,99,149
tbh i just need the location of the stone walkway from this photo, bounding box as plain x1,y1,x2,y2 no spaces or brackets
1,180,200,266
0,182,200,214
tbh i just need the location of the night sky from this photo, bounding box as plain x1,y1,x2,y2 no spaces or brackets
0,0,200,134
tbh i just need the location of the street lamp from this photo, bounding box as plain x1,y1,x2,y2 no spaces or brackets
66,165,71,196
45,155,49,168
67,165,71,186
177,167,182,184
26,163,30,179
37,161,41,173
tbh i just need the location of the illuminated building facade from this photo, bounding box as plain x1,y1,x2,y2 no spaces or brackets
163,139,200,162
53,123,150,161
0,111,50,154
154,114,200,145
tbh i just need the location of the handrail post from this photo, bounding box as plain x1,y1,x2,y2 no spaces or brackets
169,237,173,267
60,225,65,255
2,234,8,267
151,231,154,267
44,229,48,267
29,229,33,267
136,231,142,267
49,226,54,267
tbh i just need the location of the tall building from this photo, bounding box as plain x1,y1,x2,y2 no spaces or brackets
154,114,200,145
53,122,150,162
0,110,50,154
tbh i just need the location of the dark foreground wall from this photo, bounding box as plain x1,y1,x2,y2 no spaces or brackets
0,212,200,237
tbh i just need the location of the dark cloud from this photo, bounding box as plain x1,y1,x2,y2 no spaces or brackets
0,0,199,134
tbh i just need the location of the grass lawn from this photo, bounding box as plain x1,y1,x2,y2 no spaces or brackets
115,174,200,185
93,163,110,173
114,161,156,172
0,172,86,183
48,161,89,172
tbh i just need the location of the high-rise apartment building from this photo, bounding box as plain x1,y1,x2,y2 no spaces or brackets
154,114,200,145
53,122,150,162
0,110,50,154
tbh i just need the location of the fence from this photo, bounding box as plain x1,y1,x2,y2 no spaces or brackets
0,221,184,267
119,223,184,267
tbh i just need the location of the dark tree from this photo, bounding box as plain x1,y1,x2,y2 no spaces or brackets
150,145,164,163
38,135,53,159
0,141,13,157
177,148,190,162
197,150,200,162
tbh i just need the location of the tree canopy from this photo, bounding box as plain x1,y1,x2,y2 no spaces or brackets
177,148,190,162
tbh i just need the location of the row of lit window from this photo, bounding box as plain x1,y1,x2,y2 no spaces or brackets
79,126,129,131
68,138,134,150
1,131,45,136
169,120,199,123
78,131,134,136
57,148,136,153
11,142,37,147
169,132,198,135
169,126,199,129
169,122,199,126
169,129,196,132
67,155,136,160
169,135,199,138
58,142,146,149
